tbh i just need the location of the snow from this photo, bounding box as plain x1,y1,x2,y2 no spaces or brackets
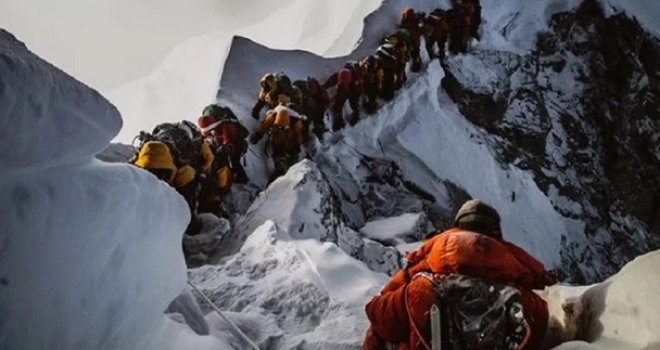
189,220,387,348
309,60,566,267
0,30,121,169
545,251,660,350
214,160,401,275
604,0,660,39
360,212,424,243
0,30,228,350
4,0,660,349
477,0,660,54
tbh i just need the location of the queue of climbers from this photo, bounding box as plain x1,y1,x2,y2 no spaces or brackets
128,3,483,233
130,104,249,235
127,2,560,347
247,1,482,178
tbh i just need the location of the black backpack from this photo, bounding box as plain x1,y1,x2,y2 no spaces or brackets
137,121,202,169
413,274,531,350
275,73,293,96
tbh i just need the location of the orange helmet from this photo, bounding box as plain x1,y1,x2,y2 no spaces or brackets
338,68,352,86
403,8,414,19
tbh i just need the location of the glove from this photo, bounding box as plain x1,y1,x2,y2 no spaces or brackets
543,271,558,286
251,105,261,120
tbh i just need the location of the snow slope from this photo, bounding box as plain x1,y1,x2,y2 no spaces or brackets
0,30,229,350
190,219,388,349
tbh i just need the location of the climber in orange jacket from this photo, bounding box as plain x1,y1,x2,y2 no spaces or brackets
363,199,556,350
250,103,305,182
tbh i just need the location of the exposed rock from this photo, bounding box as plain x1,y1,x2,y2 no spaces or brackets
442,0,660,282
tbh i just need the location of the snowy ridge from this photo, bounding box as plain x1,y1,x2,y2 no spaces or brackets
0,30,121,170
190,219,387,349
0,31,228,350
213,160,400,274
3,0,660,349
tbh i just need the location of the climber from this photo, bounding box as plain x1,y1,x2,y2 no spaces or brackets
375,42,399,101
447,3,473,54
423,9,450,60
400,8,424,72
251,73,295,120
363,199,557,350
384,28,412,89
249,103,305,182
465,0,482,39
359,55,383,114
322,64,363,131
131,121,215,233
293,77,330,140
198,104,250,184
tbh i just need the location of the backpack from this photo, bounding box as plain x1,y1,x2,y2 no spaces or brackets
376,43,398,69
292,79,309,100
413,274,531,350
275,73,293,95
291,81,307,113
137,121,202,169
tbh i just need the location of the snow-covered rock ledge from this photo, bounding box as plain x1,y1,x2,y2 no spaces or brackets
544,250,660,350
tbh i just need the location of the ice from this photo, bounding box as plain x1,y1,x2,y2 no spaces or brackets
3,0,660,349
545,251,660,350
0,29,226,350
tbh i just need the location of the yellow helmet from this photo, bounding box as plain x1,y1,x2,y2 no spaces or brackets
133,141,176,182
260,73,276,92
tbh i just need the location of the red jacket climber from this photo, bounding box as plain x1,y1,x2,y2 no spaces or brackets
363,199,556,350
323,66,363,131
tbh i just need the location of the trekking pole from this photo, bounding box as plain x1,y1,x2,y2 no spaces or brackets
430,304,442,350
187,281,261,350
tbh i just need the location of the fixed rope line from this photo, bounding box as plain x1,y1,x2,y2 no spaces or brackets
187,280,262,350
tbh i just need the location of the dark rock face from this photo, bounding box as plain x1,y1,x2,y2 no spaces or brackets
443,0,660,283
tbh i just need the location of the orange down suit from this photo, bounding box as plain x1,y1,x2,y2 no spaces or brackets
364,228,555,350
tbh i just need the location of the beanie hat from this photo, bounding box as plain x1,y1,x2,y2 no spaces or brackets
454,199,502,238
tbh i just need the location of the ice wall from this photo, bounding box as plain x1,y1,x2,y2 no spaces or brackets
0,30,225,350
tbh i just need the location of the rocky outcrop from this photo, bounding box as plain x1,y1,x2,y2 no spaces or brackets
442,0,660,282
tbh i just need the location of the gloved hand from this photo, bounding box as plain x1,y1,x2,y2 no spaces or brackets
533,270,558,289
251,105,261,120
543,271,558,286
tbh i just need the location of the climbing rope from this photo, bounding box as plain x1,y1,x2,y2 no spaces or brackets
187,280,262,350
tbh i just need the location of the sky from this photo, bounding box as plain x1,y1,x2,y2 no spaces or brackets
0,0,281,90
